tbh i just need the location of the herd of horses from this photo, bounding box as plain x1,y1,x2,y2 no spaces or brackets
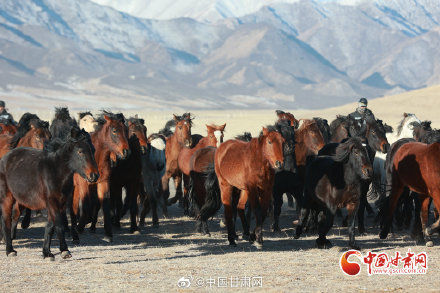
0,107,439,260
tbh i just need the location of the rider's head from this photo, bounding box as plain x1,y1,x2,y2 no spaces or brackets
0,100,5,112
357,97,367,114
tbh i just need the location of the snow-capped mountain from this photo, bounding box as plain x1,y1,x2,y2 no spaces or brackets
1,0,439,110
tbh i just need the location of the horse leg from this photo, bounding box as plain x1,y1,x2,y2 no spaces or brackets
174,175,184,208
110,185,122,228
272,187,282,232
54,211,71,259
425,191,440,237
411,193,425,245
21,208,32,229
419,195,433,247
11,202,23,240
161,173,170,216
237,191,250,240
1,194,16,256
295,205,310,239
379,174,404,240
69,204,80,244
98,183,113,242
346,202,360,250
357,182,368,235
182,174,190,216
220,182,236,246
316,209,334,249
127,183,139,234
42,220,55,259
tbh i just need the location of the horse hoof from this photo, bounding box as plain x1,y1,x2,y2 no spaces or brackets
43,254,54,261
7,251,17,257
359,232,367,237
103,236,113,243
271,224,281,232
426,241,434,247
425,227,433,236
61,251,72,259
219,219,226,228
253,242,263,250
249,233,256,243
132,230,141,235
316,239,332,249
379,231,388,240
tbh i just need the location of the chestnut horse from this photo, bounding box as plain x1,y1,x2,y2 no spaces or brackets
209,127,285,248
75,111,130,242
0,113,50,158
178,123,226,215
0,120,17,135
161,114,193,213
109,117,148,233
380,141,440,247
0,128,98,259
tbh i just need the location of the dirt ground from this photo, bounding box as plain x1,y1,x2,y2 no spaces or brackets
0,195,439,292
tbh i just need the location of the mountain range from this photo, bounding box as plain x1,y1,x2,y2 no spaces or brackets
1,0,439,111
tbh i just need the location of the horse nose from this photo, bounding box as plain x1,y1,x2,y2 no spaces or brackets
89,172,99,183
275,160,283,170
122,148,130,158
185,139,192,147
362,166,372,179
141,146,147,154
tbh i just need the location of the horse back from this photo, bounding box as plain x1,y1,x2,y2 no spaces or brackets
189,146,216,173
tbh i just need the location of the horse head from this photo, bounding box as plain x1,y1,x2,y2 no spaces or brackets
206,123,226,148
334,138,372,180
261,127,285,171
127,117,148,154
173,114,192,147
78,112,98,133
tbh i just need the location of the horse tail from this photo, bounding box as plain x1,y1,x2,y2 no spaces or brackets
199,164,221,221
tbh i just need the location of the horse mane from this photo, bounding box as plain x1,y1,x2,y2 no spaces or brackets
148,133,166,150
53,107,72,122
127,116,145,126
421,129,440,144
235,132,252,142
329,115,348,134
10,113,44,149
44,128,92,153
332,138,361,163
78,111,93,120
95,111,125,131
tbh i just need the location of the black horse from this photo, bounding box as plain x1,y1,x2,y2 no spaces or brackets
0,128,98,259
295,138,372,249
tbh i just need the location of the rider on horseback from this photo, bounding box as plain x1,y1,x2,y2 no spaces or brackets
348,97,375,130
0,100,15,124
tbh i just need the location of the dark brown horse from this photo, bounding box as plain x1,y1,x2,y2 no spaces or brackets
380,141,440,247
0,128,98,259
74,111,130,242
209,127,285,248
276,110,299,128
161,114,193,213
110,117,148,233
295,138,373,249
178,123,226,215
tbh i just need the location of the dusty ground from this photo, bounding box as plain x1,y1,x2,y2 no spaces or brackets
1,198,439,292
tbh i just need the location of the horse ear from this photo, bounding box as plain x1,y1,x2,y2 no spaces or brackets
173,114,178,121
206,124,214,132
104,115,111,122
262,127,269,136
404,113,408,118
276,110,284,116
140,119,145,125
220,123,226,131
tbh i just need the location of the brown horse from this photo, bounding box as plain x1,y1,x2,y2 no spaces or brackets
213,127,285,248
74,112,130,242
178,123,226,215
161,114,193,213
380,141,440,247
0,121,17,136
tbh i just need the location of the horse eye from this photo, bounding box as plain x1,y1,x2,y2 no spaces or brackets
77,149,83,155
112,128,117,133
268,140,272,145
179,126,182,130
